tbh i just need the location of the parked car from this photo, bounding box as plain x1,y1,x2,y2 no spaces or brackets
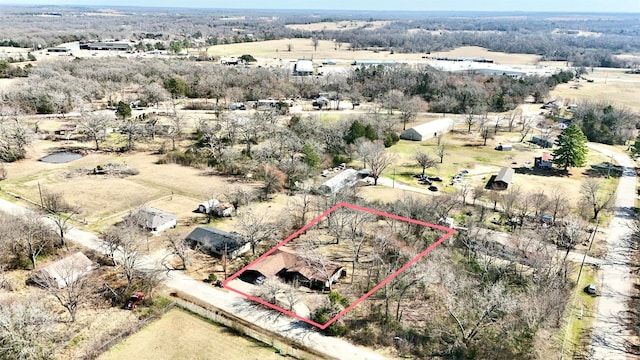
585,284,597,295
255,275,266,285
124,292,145,310
428,186,439,192
428,176,443,182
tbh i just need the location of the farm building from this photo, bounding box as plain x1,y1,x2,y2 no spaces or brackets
293,59,314,76
492,167,515,190
246,247,344,289
531,135,554,149
125,207,177,233
535,152,554,169
196,199,235,217
186,227,249,259
47,47,71,53
30,252,96,288
318,168,358,194
400,118,455,141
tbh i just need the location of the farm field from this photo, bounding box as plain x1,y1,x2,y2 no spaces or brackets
99,308,288,360
206,38,546,66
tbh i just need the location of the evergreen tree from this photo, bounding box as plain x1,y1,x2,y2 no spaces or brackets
115,101,131,120
552,124,588,170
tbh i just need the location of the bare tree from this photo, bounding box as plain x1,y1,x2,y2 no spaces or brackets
164,233,190,270
414,151,437,176
78,112,112,151
311,36,319,51
32,258,91,322
167,109,186,151
357,140,396,186
436,142,446,164
518,116,535,142
237,211,273,255
15,214,55,269
580,179,615,220
41,189,80,249
471,185,486,206
0,298,56,359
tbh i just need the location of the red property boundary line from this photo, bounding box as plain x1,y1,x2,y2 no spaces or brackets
223,202,456,330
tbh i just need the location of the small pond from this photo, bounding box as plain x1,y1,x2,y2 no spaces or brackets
40,151,84,164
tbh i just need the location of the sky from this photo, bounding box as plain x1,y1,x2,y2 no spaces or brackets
3,0,640,13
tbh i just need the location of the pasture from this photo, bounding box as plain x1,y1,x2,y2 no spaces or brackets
99,308,288,360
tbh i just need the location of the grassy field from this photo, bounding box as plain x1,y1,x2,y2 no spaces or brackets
560,265,598,358
99,308,288,360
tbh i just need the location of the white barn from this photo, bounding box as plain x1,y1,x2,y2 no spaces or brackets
400,118,455,141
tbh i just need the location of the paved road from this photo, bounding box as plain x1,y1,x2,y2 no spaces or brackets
0,197,386,360
587,143,637,359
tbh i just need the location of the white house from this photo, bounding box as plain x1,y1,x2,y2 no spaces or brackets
400,118,455,141
293,59,314,76
318,169,358,194
125,207,177,233
31,252,96,288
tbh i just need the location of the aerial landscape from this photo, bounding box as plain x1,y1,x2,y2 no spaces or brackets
1,0,640,359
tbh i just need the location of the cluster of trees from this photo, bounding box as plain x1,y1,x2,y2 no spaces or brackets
569,101,638,145
273,175,611,358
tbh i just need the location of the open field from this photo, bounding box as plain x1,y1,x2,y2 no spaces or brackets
206,39,547,66
550,69,640,113
99,308,288,360
285,20,391,32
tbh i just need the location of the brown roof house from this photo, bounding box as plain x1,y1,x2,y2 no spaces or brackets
247,247,345,290
492,167,515,190
30,252,96,288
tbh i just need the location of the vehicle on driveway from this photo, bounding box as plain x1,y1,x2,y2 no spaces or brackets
255,275,266,285
428,186,439,192
124,292,145,310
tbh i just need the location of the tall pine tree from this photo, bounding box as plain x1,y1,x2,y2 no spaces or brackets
552,124,588,170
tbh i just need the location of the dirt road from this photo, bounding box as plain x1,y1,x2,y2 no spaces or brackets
587,143,637,359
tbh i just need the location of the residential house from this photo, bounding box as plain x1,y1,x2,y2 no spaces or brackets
492,167,515,190
400,118,455,141
318,169,358,195
125,207,177,233
186,227,249,259
30,252,96,288
535,152,554,169
293,59,314,76
247,248,345,289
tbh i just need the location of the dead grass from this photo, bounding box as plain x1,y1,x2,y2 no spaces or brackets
98,307,287,360
550,69,640,113
206,39,542,66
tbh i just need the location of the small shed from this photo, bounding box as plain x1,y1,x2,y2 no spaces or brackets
31,252,95,288
186,227,249,259
400,118,455,141
492,167,515,190
125,207,177,233
535,152,553,169
495,143,512,151
318,169,358,195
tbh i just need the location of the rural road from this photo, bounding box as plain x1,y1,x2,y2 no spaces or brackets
0,197,387,360
587,143,637,359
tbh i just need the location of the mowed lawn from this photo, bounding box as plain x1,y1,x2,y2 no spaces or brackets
99,308,287,360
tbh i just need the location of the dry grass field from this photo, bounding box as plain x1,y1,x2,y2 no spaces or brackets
99,308,288,360
550,69,640,112
285,20,391,32
206,38,543,66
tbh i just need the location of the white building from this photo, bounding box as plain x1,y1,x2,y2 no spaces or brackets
400,118,455,141
318,169,358,194
293,59,314,76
